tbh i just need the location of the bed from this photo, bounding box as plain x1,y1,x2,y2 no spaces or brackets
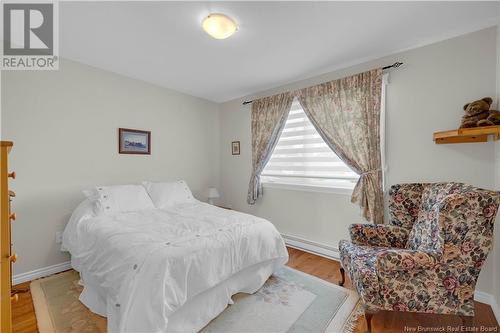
62,182,288,333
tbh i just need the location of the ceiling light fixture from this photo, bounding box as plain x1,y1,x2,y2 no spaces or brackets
202,13,237,40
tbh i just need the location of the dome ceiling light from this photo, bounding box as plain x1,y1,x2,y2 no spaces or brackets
202,13,238,40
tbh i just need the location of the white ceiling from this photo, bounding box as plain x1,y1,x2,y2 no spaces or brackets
60,1,500,102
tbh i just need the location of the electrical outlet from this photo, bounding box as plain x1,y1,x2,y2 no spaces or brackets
55,231,62,244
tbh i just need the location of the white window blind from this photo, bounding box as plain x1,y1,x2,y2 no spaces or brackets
261,98,359,190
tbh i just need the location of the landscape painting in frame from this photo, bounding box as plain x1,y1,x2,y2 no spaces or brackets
119,128,151,154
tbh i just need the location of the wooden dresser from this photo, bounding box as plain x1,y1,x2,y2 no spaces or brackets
1,141,17,333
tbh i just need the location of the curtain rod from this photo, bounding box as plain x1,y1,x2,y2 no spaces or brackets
242,62,403,105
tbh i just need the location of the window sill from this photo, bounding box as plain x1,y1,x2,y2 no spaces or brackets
262,182,353,196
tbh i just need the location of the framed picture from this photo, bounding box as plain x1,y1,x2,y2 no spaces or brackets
231,141,240,155
119,128,151,154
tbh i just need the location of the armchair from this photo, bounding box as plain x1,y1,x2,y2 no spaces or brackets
339,182,499,332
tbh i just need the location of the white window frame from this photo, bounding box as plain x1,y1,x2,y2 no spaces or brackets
261,73,388,196
262,181,355,195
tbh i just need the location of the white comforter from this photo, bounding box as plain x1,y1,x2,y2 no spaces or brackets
62,200,288,332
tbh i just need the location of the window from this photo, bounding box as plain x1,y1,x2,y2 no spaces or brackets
261,98,359,192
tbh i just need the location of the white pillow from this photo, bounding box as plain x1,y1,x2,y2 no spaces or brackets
142,180,195,208
83,185,155,215
82,189,103,215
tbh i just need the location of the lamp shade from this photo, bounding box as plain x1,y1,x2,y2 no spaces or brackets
207,187,220,199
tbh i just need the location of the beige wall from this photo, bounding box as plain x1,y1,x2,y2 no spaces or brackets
218,27,497,294
494,23,500,310
1,25,498,303
1,59,221,275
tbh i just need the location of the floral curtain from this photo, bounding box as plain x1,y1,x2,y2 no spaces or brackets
296,69,384,223
247,92,294,204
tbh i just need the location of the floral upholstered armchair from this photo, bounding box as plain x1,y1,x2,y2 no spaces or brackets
338,182,499,332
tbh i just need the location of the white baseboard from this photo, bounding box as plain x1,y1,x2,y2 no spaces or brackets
281,233,340,260
281,233,500,324
474,290,492,304
475,290,500,324
12,261,71,286
492,298,500,325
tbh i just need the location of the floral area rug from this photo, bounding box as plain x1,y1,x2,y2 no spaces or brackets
31,267,360,333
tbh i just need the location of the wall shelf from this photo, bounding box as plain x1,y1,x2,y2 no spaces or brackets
433,125,500,144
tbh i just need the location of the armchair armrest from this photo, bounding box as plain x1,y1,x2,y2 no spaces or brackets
376,249,438,272
349,224,410,248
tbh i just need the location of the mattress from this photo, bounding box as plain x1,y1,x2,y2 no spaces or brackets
62,199,289,332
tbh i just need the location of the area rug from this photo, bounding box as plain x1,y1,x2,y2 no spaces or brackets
31,267,362,333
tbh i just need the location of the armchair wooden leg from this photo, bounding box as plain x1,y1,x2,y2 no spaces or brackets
339,267,345,287
364,311,374,333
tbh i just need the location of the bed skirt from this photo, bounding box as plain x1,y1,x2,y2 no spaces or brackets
78,259,283,333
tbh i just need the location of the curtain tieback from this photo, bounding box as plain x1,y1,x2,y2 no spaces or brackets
360,169,381,176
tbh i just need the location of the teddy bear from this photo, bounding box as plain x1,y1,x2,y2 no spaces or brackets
478,109,500,127
460,97,500,128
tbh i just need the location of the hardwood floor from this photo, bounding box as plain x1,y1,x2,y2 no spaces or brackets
11,283,37,333
12,247,499,333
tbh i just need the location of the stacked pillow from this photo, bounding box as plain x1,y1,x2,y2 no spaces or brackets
83,180,196,215
142,180,195,209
